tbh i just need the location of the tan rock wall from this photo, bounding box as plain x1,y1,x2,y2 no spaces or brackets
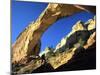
12,3,96,64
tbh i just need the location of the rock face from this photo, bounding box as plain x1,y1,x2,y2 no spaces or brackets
72,21,85,32
44,18,96,69
84,32,96,49
12,3,96,74
12,3,96,65
12,16,96,74
87,16,96,30
16,58,44,74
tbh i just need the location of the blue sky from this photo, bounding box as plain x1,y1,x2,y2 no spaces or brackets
12,1,95,52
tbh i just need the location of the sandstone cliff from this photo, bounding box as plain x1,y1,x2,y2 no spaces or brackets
12,3,96,65
12,15,96,74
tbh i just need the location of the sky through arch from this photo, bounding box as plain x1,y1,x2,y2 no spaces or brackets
12,1,95,52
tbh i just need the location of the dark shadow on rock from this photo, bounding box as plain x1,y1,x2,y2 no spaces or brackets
32,44,96,73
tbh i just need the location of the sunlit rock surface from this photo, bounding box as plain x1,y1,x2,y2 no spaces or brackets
12,3,87,64
46,18,96,69
12,3,96,74
12,3,96,64
12,16,96,74
87,16,96,30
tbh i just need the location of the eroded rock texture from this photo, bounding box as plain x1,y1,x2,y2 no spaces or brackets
12,3,96,64
12,3,84,64
12,16,96,74
12,3,96,74
41,17,96,69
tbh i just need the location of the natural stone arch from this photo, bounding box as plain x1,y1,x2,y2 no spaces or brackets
12,3,96,64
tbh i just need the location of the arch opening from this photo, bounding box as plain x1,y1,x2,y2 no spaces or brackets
40,11,94,53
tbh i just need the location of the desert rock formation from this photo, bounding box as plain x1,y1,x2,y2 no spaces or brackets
12,3,96,64
12,3,96,74
12,16,96,74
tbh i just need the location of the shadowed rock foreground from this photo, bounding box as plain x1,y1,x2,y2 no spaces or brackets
12,3,96,74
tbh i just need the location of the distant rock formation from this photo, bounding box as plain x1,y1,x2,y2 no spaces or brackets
12,3,96,74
